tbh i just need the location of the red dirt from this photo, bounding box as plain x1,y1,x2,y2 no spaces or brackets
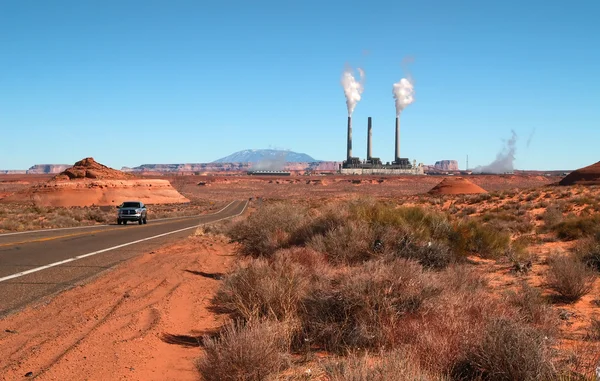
560,161,600,186
428,177,488,195
0,233,234,381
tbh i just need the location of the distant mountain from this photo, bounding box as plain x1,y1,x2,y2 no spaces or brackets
213,149,317,163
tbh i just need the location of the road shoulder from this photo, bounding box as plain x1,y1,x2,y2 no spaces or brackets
0,232,235,381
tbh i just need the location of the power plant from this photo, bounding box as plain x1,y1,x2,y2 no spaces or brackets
339,65,422,174
341,116,423,175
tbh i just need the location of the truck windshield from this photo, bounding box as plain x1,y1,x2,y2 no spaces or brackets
122,202,141,208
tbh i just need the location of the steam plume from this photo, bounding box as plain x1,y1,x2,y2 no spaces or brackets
526,128,536,148
473,130,517,174
392,78,415,116
341,67,364,116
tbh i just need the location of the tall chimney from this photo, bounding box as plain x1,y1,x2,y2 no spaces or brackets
367,117,372,160
347,116,352,161
394,116,400,162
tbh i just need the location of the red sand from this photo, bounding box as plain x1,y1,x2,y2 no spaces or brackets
428,177,488,195
0,234,233,381
560,161,600,186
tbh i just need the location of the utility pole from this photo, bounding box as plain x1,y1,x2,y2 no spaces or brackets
466,155,469,171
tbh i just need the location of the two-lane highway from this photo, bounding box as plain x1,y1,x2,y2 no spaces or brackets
0,200,247,316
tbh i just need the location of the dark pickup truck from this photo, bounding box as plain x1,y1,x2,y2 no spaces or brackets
117,201,148,225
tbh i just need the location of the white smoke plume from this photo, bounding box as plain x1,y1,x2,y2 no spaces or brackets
473,130,518,174
341,67,364,116
392,78,415,116
526,128,536,148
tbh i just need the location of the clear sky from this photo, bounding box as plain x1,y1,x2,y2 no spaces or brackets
1,0,598,170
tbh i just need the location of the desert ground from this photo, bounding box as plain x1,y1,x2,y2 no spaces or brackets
2,168,600,380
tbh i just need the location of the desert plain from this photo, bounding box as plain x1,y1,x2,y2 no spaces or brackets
1,160,600,380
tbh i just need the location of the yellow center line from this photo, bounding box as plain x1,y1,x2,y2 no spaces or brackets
0,215,214,248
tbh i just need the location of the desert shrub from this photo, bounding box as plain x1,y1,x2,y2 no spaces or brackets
439,265,488,293
587,317,600,341
45,214,79,228
460,206,477,216
542,205,564,228
213,253,311,321
0,219,24,231
573,196,595,206
227,203,307,257
86,208,111,223
546,254,596,302
300,259,438,352
574,233,600,271
196,320,291,381
462,220,511,259
552,215,600,241
395,280,507,374
505,282,558,335
307,219,374,264
526,191,541,202
289,205,349,246
395,238,455,270
272,246,327,275
455,318,555,381
349,202,454,243
481,212,534,234
323,350,444,381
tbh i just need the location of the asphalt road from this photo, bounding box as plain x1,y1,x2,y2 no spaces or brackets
0,200,247,317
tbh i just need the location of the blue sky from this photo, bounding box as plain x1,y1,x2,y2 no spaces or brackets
0,0,598,170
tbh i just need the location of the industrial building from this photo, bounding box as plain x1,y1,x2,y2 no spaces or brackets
340,116,424,175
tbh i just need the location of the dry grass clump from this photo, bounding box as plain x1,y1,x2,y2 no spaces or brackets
213,251,313,321
546,254,596,303
454,318,556,381
461,220,511,259
197,320,292,381
307,220,374,264
300,259,438,352
505,282,558,335
323,350,445,381
573,233,600,272
586,317,600,341
228,203,307,257
552,215,600,241
481,211,535,234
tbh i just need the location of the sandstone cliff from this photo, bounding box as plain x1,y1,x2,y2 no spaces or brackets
434,160,459,171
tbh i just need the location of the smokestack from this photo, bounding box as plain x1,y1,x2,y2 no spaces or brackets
367,117,372,160
395,116,400,161
347,116,352,161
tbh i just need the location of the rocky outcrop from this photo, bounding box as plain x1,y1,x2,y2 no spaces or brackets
27,164,71,174
122,161,342,173
55,158,134,181
122,163,250,173
559,161,600,185
3,157,189,207
434,160,459,171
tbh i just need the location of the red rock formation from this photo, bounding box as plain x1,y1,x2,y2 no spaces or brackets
434,160,459,171
3,158,189,206
559,161,600,185
54,158,134,181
